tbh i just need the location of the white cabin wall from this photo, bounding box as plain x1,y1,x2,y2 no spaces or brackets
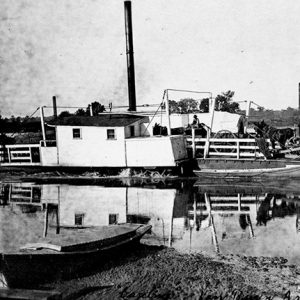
40,147,58,166
56,126,126,167
125,136,187,167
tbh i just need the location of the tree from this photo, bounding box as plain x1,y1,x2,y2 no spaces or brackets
215,90,240,113
58,111,72,119
87,102,106,116
75,108,87,116
199,98,209,113
168,100,180,113
177,98,199,113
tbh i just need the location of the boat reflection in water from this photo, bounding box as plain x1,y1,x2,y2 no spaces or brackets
189,180,300,262
0,181,189,255
1,179,300,272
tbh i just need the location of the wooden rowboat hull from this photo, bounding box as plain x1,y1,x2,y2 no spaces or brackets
195,159,300,178
0,224,151,288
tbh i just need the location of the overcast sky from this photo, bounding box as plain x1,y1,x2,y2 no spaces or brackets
1,0,300,116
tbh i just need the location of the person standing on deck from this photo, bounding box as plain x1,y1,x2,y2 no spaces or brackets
191,115,200,128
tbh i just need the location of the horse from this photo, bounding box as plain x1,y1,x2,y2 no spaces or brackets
252,120,294,150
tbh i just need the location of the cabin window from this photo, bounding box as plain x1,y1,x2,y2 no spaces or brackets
109,214,119,224
72,128,81,139
107,129,116,140
75,213,85,226
130,126,135,137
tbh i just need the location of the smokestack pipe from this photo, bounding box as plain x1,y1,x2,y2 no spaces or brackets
52,96,57,119
124,0,136,111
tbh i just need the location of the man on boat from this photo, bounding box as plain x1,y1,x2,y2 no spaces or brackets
190,115,207,137
191,115,200,128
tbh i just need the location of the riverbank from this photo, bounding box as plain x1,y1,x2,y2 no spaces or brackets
42,244,300,299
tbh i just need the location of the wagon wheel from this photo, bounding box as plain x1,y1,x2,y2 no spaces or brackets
212,130,237,139
286,136,300,155
212,130,237,153
286,136,299,147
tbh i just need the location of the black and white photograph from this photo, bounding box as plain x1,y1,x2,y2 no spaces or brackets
1,1,300,299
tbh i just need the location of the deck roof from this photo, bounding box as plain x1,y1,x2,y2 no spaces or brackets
48,114,149,127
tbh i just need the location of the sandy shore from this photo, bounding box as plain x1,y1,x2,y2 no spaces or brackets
42,243,300,300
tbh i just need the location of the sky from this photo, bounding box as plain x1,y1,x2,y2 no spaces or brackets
1,0,300,117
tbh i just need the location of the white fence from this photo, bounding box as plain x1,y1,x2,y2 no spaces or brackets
186,129,270,159
0,144,41,165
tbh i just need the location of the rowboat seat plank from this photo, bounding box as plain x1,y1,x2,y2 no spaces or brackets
21,224,141,252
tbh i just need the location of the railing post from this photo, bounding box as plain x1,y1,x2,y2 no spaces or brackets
204,139,209,158
29,146,32,163
164,90,171,136
192,128,196,158
40,106,47,147
203,97,216,159
245,100,252,133
237,140,240,159
7,147,11,163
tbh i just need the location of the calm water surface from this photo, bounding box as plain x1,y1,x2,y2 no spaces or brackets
1,178,300,264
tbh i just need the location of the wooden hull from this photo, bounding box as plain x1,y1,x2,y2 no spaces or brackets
195,159,300,178
0,224,151,288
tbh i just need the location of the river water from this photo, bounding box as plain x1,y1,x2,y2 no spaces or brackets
1,177,300,266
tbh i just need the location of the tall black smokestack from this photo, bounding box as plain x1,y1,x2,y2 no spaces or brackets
52,96,57,119
124,0,136,111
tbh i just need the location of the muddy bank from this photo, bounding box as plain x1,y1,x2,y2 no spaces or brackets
42,245,300,299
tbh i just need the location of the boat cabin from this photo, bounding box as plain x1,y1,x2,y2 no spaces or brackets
43,113,148,167
34,113,188,168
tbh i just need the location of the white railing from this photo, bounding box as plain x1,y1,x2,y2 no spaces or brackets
0,144,41,165
186,130,271,159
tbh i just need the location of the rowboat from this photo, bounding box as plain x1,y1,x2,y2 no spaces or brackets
0,223,151,288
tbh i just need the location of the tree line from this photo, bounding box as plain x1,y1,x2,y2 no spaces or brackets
58,101,106,118
0,101,106,133
169,90,240,114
